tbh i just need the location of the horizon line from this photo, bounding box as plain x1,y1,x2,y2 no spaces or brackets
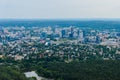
1,18,120,21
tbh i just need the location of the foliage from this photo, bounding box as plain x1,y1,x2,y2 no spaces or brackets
37,60,120,80
0,66,28,80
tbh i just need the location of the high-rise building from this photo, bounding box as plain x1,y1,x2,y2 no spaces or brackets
83,30,86,38
79,31,83,39
61,30,66,38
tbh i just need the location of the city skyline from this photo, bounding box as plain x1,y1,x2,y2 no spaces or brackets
0,0,120,19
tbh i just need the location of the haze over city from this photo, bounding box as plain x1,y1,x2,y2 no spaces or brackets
1,0,120,80
1,0,120,19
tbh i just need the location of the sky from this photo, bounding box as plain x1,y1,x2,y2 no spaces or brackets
0,0,120,19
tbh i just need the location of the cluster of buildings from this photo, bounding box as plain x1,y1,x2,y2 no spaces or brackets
0,26,120,61
0,26,120,45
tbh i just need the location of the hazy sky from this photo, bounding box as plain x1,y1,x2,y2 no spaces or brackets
0,0,120,19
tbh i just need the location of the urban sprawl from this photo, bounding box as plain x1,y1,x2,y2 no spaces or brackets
0,26,120,61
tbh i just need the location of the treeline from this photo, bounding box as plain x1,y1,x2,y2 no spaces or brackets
0,65,37,80
0,66,28,80
36,60,120,80
1,58,120,80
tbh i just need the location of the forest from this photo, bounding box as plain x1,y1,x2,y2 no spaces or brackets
36,60,120,80
1,57,120,80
